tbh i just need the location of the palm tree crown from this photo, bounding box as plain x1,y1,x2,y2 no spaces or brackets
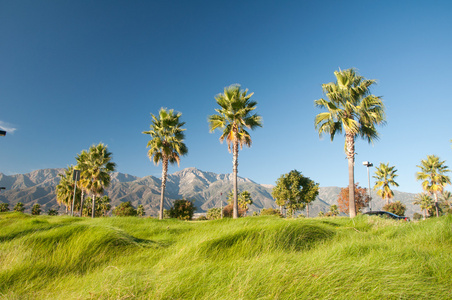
208,84,262,219
143,108,188,219
373,162,399,205
314,68,386,218
416,155,451,216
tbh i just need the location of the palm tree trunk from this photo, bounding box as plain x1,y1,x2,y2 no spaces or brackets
159,158,169,220
232,139,239,219
79,190,84,217
434,192,439,217
91,194,95,218
346,132,356,218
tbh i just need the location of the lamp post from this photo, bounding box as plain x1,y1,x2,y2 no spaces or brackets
362,161,373,211
0,130,6,136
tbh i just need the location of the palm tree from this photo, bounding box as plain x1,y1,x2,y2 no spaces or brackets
314,68,386,217
143,108,188,220
77,143,116,218
208,84,262,219
413,193,434,219
416,155,451,217
56,165,80,214
373,162,399,205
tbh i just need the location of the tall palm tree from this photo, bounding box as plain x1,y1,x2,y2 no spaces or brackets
77,143,116,218
208,84,263,219
416,155,451,217
373,162,399,205
75,150,89,217
143,108,188,220
314,68,386,217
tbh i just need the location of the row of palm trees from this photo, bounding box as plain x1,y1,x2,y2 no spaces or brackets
56,143,116,217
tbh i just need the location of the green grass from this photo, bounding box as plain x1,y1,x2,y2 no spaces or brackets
1,212,451,299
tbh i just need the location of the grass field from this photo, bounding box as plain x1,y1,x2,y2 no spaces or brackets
1,212,451,299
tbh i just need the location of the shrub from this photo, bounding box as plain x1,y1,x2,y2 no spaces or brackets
383,201,406,216
168,199,196,220
47,209,59,216
112,201,137,217
0,203,9,212
206,207,222,220
31,204,41,215
260,208,282,217
137,205,146,217
413,212,423,221
14,202,25,213
223,203,246,218
197,215,208,221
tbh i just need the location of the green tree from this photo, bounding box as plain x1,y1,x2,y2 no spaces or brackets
373,162,399,205
168,199,196,220
143,108,188,220
137,204,146,217
383,201,406,216
77,143,116,218
98,196,111,217
113,201,137,217
227,190,254,217
0,203,9,212
271,170,319,218
413,193,434,219
206,207,222,220
314,68,386,217
14,202,25,213
329,204,339,216
416,155,451,217
55,165,81,214
208,84,263,219
31,204,41,215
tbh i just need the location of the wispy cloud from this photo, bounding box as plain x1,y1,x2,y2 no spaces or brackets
0,121,17,134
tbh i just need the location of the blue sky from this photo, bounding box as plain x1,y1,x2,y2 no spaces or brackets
1,0,451,194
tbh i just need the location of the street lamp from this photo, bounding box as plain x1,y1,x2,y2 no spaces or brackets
362,161,373,211
0,130,6,136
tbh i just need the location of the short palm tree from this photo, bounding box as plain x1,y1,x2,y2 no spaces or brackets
143,108,188,220
314,68,386,217
77,143,116,218
373,162,399,205
413,193,434,219
208,84,262,219
416,155,451,217
56,165,80,214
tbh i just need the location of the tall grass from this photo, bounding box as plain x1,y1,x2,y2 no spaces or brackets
1,212,451,299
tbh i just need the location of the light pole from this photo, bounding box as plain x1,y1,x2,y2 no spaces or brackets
0,130,6,136
363,161,373,211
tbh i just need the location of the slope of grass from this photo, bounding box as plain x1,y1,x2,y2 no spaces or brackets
0,212,451,299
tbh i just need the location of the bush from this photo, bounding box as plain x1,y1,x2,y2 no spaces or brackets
47,209,59,216
383,201,406,216
14,202,25,213
222,203,246,218
260,208,282,217
206,207,222,220
0,203,9,212
413,212,423,221
196,215,208,221
168,199,196,220
137,205,146,217
112,201,137,217
31,204,41,215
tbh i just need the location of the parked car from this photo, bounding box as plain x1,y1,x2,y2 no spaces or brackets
363,210,410,221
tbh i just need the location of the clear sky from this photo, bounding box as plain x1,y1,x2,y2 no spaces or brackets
1,0,451,193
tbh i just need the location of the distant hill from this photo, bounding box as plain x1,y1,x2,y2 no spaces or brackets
0,167,420,217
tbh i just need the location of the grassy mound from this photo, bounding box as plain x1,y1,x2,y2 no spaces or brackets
0,213,451,299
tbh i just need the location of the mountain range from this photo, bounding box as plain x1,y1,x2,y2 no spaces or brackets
0,167,420,217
